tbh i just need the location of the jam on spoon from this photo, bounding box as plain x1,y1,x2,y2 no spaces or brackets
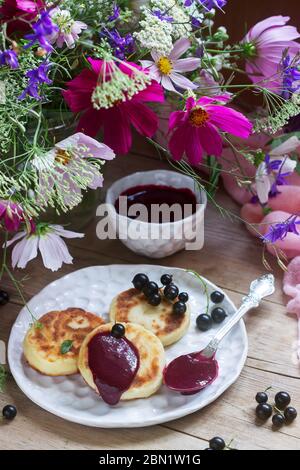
164,274,275,395
163,352,218,395
88,324,139,405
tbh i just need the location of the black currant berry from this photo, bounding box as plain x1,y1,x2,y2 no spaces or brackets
284,406,297,422
148,293,161,306
275,391,291,410
164,283,179,301
272,413,285,427
196,314,212,332
209,437,225,450
2,405,17,420
173,301,187,315
178,292,189,303
211,307,227,324
255,392,268,404
132,273,149,291
0,290,9,306
143,281,159,298
210,291,224,304
111,323,125,338
256,403,272,420
160,274,173,286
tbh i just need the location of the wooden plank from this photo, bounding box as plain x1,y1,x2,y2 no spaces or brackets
165,366,300,450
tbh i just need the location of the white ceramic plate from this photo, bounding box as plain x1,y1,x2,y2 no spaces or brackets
8,265,247,428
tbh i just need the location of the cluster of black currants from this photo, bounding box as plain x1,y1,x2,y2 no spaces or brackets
132,273,189,315
255,390,297,427
0,289,9,306
196,291,227,332
2,404,17,421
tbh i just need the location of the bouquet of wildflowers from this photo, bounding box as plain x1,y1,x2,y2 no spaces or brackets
0,0,300,279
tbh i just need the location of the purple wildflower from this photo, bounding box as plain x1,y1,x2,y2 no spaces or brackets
24,9,59,53
18,60,52,100
191,16,202,29
281,54,300,99
263,215,300,243
269,156,294,197
0,49,19,69
185,0,227,9
100,29,134,60
152,10,174,23
108,3,120,22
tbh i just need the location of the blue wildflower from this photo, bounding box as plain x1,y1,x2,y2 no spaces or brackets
152,10,174,23
24,10,58,53
263,215,300,243
0,50,19,69
281,54,300,99
185,0,227,10
18,60,52,100
108,3,120,22
100,29,134,60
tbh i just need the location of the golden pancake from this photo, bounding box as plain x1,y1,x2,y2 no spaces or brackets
23,308,104,376
78,322,165,401
109,288,190,346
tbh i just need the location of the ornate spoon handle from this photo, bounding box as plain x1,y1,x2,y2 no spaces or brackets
201,274,275,359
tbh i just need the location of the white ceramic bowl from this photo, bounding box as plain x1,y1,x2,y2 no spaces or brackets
105,170,207,258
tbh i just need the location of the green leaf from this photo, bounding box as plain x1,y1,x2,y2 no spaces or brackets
60,340,73,355
0,365,8,392
262,206,273,216
269,132,300,149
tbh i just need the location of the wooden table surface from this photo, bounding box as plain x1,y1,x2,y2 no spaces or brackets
1,143,300,451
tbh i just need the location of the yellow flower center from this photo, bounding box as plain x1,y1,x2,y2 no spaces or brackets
189,107,209,127
157,57,173,75
55,149,72,165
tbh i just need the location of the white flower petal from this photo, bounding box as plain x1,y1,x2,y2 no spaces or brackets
280,156,297,173
140,60,154,68
173,57,201,73
169,38,191,60
12,236,38,269
255,162,271,204
269,136,300,156
170,72,198,90
51,224,85,239
38,233,68,271
4,231,26,248
161,75,177,92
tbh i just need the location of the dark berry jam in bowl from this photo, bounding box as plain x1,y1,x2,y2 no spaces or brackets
105,170,207,258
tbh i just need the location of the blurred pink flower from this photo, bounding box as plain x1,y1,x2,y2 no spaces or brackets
48,8,87,49
168,95,253,164
63,58,164,154
0,200,26,232
0,0,44,34
140,38,200,92
242,16,300,92
6,224,84,271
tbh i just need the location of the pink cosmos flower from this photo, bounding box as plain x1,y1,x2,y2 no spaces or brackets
140,38,200,92
48,8,87,49
0,200,27,231
0,0,44,34
242,16,300,92
6,224,84,271
168,95,253,164
63,58,165,154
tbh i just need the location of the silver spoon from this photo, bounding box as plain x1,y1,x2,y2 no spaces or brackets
164,274,275,394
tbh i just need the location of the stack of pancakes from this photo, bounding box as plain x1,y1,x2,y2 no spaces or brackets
23,286,190,402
